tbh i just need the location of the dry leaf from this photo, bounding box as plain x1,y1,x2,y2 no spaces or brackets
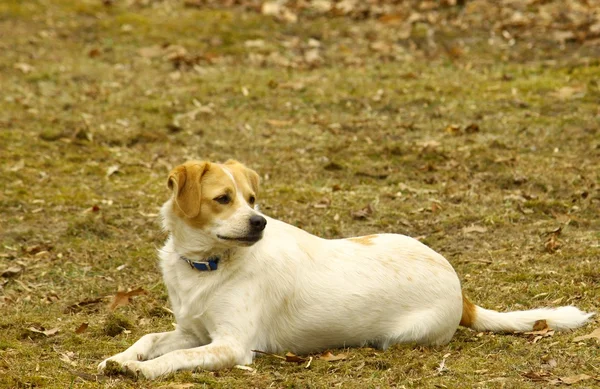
351,203,375,220
109,287,147,311
1,266,23,278
532,320,548,332
319,351,347,362
559,374,593,385
28,327,59,337
462,225,487,234
285,352,307,363
522,371,552,382
75,322,89,334
573,327,600,342
106,165,120,178
465,123,480,133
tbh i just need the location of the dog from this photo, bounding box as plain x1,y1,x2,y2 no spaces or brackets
98,159,594,379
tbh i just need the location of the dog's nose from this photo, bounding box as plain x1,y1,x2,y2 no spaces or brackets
249,215,267,232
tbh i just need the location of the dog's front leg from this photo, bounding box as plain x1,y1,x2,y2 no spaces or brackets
120,337,250,379
98,329,200,372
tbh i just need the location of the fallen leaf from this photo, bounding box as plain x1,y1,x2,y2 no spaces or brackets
75,322,89,334
285,352,307,363
109,287,147,311
319,351,347,362
106,165,120,178
351,203,375,220
545,234,561,253
234,365,255,372
573,327,600,342
532,320,548,332
465,123,480,133
522,370,552,382
1,266,23,278
28,327,59,337
559,374,593,385
59,351,77,366
462,225,488,234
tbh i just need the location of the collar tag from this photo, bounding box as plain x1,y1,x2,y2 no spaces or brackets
180,255,219,271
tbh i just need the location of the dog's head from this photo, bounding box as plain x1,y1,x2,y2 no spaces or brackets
164,159,266,247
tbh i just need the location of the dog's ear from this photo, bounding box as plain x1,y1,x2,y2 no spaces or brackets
224,159,260,194
167,162,210,218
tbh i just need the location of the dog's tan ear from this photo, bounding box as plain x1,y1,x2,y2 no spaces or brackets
167,162,209,218
225,159,260,194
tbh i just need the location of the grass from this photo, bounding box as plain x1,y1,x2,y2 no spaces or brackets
1,0,599,387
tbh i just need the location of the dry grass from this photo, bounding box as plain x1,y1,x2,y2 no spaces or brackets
1,0,599,388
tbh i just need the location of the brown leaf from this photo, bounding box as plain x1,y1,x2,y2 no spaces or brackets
522,371,552,382
532,320,548,332
559,374,593,385
109,287,147,311
465,123,480,133
285,352,307,363
351,203,375,220
75,322,89,334
1,266,23,278
545,234,561,253
319,351,347,362
573,327,600,342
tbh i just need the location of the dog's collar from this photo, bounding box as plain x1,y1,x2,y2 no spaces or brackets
180,255,220,271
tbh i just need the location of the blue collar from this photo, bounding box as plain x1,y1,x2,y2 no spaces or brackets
180,255,220,271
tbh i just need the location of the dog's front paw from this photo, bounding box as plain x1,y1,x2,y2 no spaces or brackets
121,360,164,380
98,359,127,376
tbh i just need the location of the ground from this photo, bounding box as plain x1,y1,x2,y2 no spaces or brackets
0,0,599,388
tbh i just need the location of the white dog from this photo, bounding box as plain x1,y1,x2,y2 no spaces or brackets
99,159,594,379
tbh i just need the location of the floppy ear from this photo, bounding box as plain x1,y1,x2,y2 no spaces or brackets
225,159,260,194
246,167,260,195
167,162,209,218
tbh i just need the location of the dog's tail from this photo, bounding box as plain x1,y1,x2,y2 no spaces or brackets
460,293,594,332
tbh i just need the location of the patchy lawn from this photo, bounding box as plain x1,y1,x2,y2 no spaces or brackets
1,0,599,387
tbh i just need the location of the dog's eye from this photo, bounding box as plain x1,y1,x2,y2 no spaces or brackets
249,195,256,205
214,194,231,205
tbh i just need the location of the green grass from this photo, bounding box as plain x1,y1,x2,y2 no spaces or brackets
1,0,599,387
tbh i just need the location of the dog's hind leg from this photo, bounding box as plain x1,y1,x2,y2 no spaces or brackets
98,329,201,372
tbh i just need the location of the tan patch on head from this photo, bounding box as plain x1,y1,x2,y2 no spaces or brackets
167,161,238,227
348,234,378,246
167,159,261,230
459,292,477,328
224,159,260,203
